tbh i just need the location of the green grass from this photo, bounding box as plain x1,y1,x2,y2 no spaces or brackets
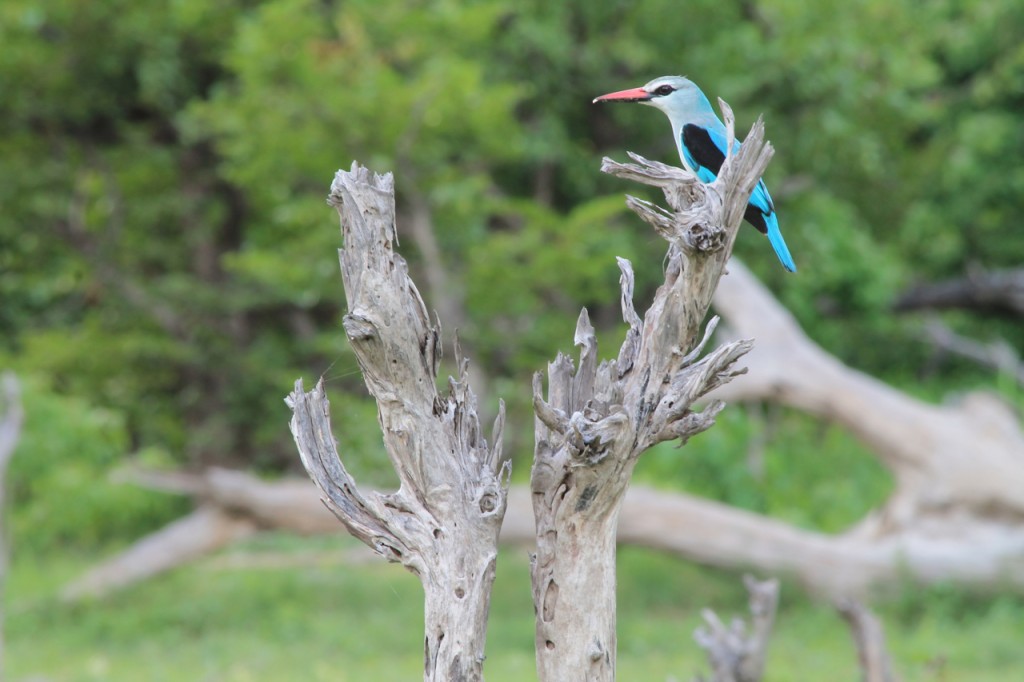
8,535,1024,681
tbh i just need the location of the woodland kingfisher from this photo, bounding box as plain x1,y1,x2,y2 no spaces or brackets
594,76,796,272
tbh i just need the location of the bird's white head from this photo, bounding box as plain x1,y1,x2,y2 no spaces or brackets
593,76,712,125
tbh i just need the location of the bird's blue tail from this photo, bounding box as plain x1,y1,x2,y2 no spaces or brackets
764,212,796,273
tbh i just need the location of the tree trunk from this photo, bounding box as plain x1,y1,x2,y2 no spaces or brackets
532,491,621,680
530,103,772,680
287,164,509,682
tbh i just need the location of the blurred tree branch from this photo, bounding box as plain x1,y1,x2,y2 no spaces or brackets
836,599,899,682
694,575,779,682
0,372,24,678
920,317,1024,386
895,267,1024,318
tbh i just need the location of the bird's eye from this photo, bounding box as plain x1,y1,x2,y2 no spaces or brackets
654,85,674,96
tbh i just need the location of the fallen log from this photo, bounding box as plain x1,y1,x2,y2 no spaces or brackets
63,260,1024,601
710,260,1024,573
62,505,257,601
66,464,1024,601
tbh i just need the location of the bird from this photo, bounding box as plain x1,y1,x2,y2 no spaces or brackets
593,76,796,272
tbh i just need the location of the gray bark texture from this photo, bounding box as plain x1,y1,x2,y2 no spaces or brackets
530,102,770,681
286,164,509,682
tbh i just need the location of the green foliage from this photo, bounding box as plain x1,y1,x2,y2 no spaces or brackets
8,377,188,554
2,0,1023,561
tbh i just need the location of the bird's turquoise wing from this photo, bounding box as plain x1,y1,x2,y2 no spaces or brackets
680,125,725,184
702,128,775,218
683,124,795,272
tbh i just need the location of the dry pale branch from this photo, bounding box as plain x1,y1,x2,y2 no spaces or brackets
703,258,1024,595
920,317,1024,386
0,372,24,677
60,473,851,600
693,575,780,682
836,599,899,682
530,104,769,681
62,506,257,601
68,455,1024,602
0,374,21,472
61,467,334,599
286,164,509,682
894,267,1024,317
62,466,335,600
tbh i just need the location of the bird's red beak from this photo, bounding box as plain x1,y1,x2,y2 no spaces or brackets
592,87,651,104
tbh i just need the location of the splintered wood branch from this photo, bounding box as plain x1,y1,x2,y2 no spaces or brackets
647,336,753,447
287,380,409,563
719,100,737,163
67,470,1024,601
287,163,508,682
600,152,696,188
693,575,780,682
531,106,767,681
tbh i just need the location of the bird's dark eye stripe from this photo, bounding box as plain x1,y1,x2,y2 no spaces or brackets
654,85,674,96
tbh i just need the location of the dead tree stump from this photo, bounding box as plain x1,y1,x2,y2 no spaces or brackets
287,165,509,682
530,103,773,681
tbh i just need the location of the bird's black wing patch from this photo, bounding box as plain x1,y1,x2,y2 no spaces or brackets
742,203,768,233
683,124,769,234
682,124,726,176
